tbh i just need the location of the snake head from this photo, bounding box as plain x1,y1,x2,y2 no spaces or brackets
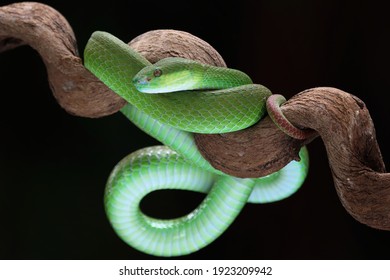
132,66,164,94
132,57,200,94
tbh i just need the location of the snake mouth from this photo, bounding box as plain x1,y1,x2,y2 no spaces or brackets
133,75,168,94
133,76,159,93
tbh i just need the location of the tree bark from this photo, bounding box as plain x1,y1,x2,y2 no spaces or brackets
196,87,390,230
1,2,390,230
0,2,126,117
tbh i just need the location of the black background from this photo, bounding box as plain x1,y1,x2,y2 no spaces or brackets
1,0,390,259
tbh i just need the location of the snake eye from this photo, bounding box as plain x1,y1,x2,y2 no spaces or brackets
153,69,162,77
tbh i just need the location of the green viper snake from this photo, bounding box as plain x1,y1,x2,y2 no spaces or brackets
83,31,309,257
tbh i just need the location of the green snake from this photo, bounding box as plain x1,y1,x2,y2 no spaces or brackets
83,31,309,257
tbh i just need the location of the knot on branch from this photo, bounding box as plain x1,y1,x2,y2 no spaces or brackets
1,2,390,230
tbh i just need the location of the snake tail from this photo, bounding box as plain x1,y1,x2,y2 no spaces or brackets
266,94,316,140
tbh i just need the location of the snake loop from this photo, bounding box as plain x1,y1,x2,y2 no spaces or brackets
84,31,309,256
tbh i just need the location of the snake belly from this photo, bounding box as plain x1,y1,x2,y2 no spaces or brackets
84,31,309,256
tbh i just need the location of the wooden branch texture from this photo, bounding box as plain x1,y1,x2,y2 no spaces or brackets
1,2,390,230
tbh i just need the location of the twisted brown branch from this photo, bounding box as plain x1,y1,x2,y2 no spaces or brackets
1,2,390,230
196,87,390,230
0,2,123,117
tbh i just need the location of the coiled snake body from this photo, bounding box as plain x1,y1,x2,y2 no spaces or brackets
84,31,309,256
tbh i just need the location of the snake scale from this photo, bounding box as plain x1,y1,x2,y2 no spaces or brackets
83,31,309,257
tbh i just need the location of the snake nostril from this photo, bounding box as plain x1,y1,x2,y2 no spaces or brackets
140,77,152,84
133,76,151,85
